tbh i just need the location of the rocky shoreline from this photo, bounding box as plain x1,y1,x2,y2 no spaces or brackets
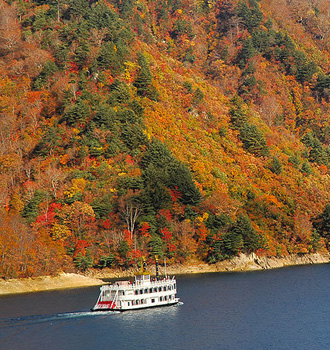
86,252,330,279
1,253,329,296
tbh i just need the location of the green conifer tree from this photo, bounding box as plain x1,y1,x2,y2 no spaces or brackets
229,95,248,129
270,156,282,175
239,123,269,157
313,204,330,240
232,214,263,253
133,53,159,100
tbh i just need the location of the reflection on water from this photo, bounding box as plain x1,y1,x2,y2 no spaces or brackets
114,303,181,337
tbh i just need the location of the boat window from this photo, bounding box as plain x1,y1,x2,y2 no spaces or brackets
140,290,143,294
135,290,138,295
149,288,153,293
103,291,111,297
144,289,148,293
164,286,167,291
151,299,155,303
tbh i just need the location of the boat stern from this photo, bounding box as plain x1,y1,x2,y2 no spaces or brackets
92,300,117,311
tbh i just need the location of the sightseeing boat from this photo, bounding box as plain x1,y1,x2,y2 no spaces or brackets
92,260,179,311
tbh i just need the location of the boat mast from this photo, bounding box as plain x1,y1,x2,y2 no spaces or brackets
155,255,160,280
140,256,147,274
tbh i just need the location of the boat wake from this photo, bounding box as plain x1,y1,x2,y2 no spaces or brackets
0,310,119,329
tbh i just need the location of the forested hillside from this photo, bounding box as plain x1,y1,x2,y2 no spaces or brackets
1,0,330,278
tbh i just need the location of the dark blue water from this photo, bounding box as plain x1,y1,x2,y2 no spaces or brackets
1,264,330,350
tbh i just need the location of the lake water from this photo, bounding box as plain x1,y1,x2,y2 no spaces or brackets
1,264,330,350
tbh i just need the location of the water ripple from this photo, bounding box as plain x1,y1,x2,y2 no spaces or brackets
0,310,119,330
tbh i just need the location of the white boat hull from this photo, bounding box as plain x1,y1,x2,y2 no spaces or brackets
92,298,180,312
92,275,179,312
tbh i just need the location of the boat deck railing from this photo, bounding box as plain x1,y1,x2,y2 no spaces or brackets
102,277,176,290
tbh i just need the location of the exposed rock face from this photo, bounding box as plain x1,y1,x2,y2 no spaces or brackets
249,253,330,271
165,253,330,274
1,254,329,295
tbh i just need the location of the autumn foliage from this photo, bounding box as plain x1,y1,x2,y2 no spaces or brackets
0,0,330,278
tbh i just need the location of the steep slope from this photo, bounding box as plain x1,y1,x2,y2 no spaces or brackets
0,0,330,278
